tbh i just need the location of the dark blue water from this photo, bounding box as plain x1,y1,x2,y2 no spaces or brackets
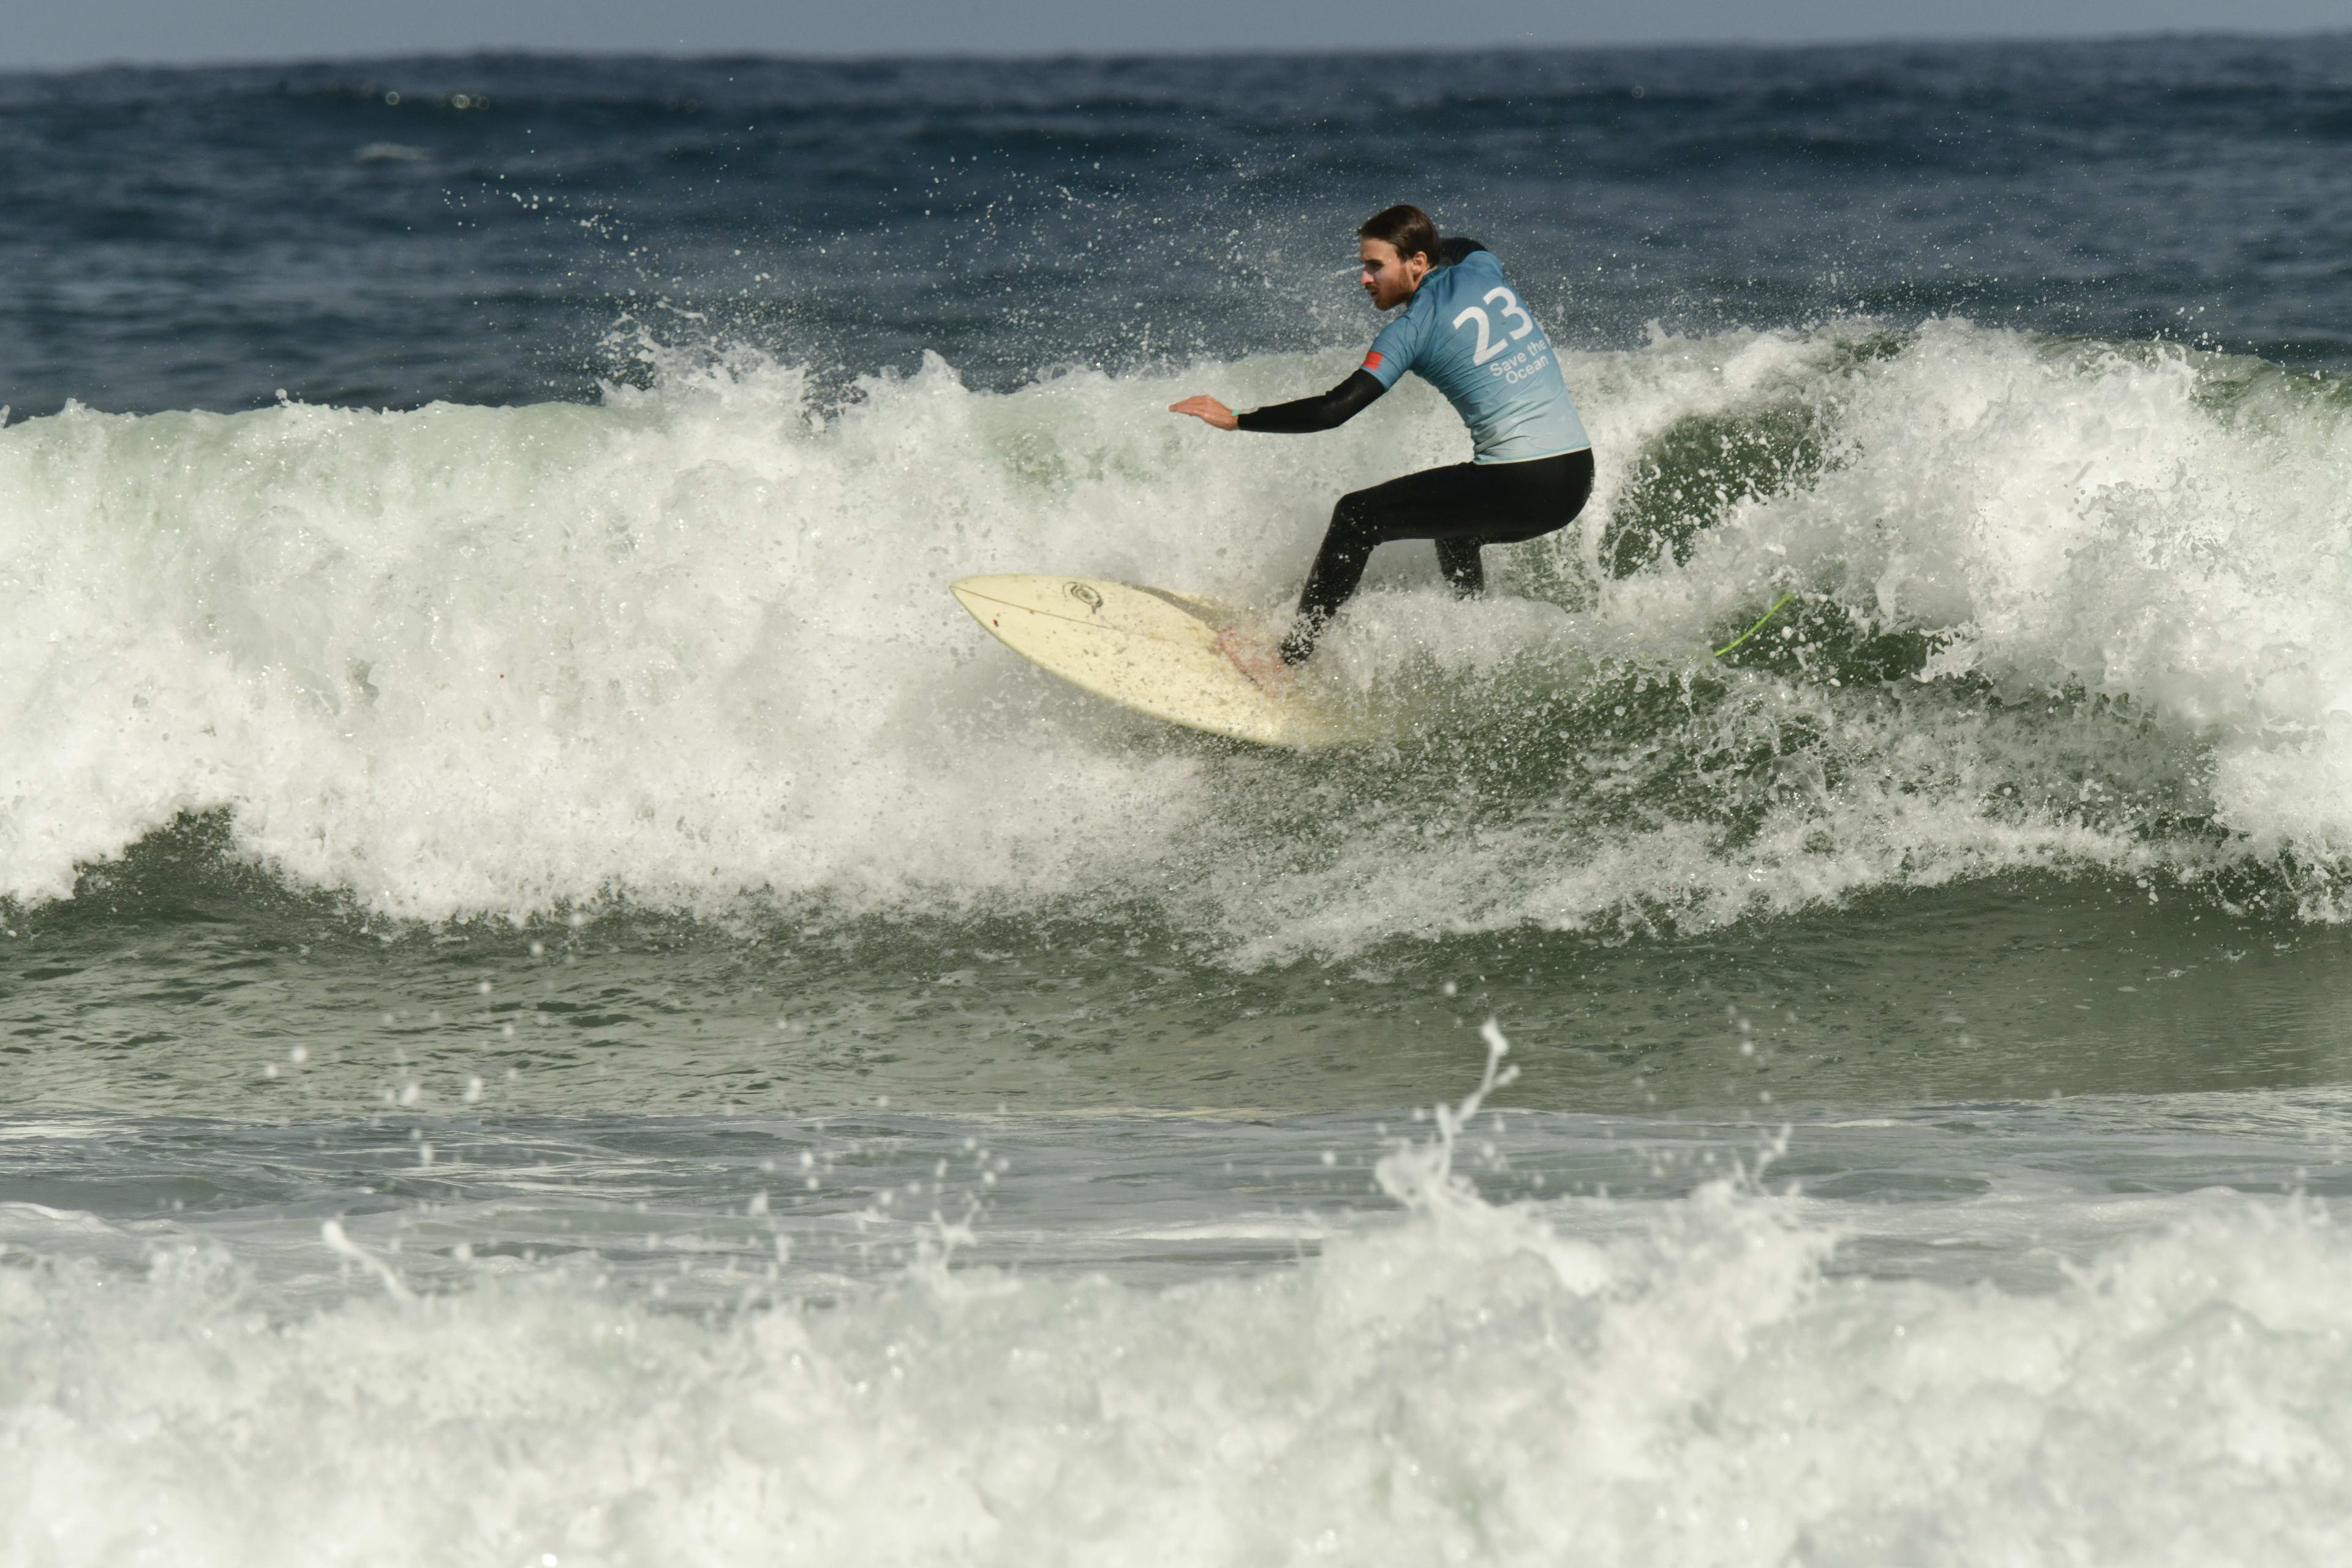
5,36,2348,421
6,37,2352,1564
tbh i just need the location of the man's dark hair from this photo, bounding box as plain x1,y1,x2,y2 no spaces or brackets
1357,204,1441,266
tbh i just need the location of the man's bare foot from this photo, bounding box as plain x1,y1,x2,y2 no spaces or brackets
1217,625,1297,696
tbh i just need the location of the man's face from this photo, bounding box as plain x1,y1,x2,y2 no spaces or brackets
1360,239,1429,310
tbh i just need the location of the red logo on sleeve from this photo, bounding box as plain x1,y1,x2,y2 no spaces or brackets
1363,352,1384,373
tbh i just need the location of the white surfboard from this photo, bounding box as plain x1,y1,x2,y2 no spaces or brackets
950,575,1366,748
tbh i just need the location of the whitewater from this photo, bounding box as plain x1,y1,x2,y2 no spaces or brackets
6,320,2350,944
12,1052,2352,1566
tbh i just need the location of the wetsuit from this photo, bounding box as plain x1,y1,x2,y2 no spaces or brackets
1238,239,1594,663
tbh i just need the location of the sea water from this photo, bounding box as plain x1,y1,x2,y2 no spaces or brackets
6,39,2352,1565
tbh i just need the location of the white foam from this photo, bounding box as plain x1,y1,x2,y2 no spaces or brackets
1656,322,2352,850
2,322,2345,946
4,1171,2348,1563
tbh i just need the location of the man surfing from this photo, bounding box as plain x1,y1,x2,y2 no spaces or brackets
1170,204,1594,685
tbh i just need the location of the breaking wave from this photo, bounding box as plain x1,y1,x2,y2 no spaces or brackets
3,318,2348,955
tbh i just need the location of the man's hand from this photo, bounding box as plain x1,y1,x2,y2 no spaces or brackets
1169,395,1238,431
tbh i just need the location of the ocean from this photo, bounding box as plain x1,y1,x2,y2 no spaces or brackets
6,34,2352,1563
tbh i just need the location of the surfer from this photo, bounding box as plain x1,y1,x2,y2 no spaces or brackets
1171,205,1594,680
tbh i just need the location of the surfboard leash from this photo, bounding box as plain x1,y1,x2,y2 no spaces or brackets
1711,592,1799,660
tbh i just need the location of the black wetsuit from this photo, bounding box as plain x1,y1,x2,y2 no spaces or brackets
1235,239,1595,665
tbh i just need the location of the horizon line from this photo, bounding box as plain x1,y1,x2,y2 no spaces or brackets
9,26,2351,79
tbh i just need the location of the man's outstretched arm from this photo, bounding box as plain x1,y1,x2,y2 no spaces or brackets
1168,369,1388,433
1234,369,1388,434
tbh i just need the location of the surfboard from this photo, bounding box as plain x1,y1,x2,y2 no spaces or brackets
950,575,1365,748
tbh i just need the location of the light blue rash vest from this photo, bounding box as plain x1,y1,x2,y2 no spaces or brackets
1359,249,1591,464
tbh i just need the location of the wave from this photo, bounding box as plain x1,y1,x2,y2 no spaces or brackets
2,320,2348,952
5,1101,2351,1564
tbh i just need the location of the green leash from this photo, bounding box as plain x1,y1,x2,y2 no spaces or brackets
1711,592,1798,659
